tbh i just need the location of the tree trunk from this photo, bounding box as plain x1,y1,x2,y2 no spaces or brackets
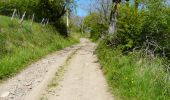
108,1,118,35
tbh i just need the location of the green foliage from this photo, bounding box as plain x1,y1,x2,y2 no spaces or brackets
95,1,170,99
0,0,76,36
110,0,170,57
115,3,143,50
0,0,75,20
94,0,170,99
83,13,108,41
0,0,37,18
53,18,68,37
96,41,170,100
0,15,78,80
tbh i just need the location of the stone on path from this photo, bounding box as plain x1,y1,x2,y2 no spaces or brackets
0,91,10,98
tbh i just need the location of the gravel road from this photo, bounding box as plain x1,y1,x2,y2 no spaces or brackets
0,38,114,100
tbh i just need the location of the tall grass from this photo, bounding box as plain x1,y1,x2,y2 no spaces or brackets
96,41,170,100
0,15,78,80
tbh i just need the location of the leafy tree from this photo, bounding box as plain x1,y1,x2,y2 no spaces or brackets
108,0,129,34
0,0,37,18
107,0,170,58
84,13,107,41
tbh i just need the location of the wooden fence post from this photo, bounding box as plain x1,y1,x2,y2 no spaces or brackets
41,18,45,25
31,13,35,26
43,18,47,27
46,19,49,25
20,11,26,24
11,9,16,21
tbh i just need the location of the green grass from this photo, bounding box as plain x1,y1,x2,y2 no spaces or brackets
0,15,79,80
96,41,170,100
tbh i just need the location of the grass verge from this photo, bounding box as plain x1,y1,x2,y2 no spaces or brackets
0,15,79,81
96,41,170,100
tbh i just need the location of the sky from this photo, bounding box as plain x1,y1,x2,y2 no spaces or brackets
76,0,92,17
75,0,170,17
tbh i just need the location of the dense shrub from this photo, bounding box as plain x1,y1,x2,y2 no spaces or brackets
53,18,68,37
109,0,170,58
83,13,108,41
0,0,37,18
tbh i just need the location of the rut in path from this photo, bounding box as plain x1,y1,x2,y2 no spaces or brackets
0,38,114,100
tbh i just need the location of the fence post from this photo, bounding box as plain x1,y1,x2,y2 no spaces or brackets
46,19,49,25
31,13,35,26
43,18,47,27
41,18,45,25
20,11,26,24
163,47,166,57
11,9,16,21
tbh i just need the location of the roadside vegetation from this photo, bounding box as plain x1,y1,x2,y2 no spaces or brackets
0,0,76,37
0,15,78,80
97,40,170,100
0,0,170,99
0,0,83,81
83,0,170,99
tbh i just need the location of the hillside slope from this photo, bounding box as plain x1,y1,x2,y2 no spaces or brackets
0,15,78,80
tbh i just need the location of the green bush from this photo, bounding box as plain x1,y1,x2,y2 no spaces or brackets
53,18,68,37
83,13,108,41
108,0,170,58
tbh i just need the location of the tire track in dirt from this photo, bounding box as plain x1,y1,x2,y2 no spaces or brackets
41,39,114,100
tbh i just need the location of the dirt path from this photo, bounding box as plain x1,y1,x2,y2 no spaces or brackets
0,38,114,100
